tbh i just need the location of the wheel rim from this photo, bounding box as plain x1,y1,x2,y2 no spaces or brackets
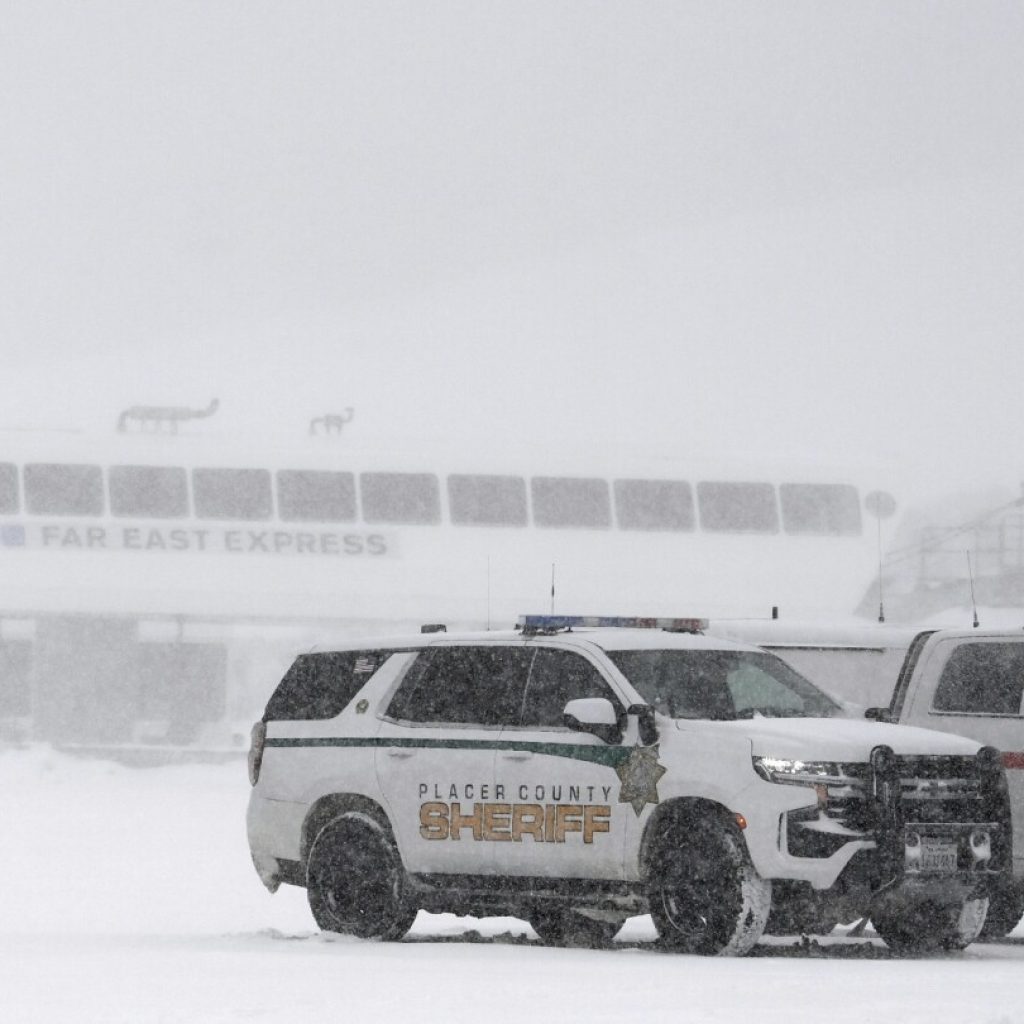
659,864,732,944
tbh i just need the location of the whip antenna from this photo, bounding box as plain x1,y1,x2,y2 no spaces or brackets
876,511,886,623
550,563,556,614
865,490,897,624
966,550,980,628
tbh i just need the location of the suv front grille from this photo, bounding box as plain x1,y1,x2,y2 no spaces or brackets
823,756,988,828
898,762,985,826
787,754,998,858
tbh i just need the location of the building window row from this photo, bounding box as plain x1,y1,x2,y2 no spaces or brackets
0,462,863,535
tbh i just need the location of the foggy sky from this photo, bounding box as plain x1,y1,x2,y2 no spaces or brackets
3,2,1023,501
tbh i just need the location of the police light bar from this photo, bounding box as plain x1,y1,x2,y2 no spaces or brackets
517,615,708,633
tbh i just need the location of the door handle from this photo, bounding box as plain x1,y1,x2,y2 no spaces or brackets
501,751,534,761
386,749,415,759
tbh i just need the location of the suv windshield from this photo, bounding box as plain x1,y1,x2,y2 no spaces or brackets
607,648,841,720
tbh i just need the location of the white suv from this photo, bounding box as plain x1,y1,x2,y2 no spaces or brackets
246,616,1012,955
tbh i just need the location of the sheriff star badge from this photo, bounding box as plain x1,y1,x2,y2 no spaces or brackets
615,744,668,816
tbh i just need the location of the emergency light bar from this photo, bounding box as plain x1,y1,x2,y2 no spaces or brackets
517,615,708,633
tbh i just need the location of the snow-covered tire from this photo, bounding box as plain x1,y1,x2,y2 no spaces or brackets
871,893,989,954
647,815,771,956
530,908,622,949
978,877,1024,940
306,811,417,940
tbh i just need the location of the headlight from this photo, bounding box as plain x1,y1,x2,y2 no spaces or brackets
752,756,844,786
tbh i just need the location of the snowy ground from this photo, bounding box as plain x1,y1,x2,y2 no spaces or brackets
2,748,1022,1024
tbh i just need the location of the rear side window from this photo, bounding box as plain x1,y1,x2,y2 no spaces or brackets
386,646,533,726
933,643,1024,716
264,651,393,721
518,649,620,728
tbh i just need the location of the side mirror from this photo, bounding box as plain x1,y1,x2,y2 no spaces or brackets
628,703,659,746
564,697,623,744
865,706,893,724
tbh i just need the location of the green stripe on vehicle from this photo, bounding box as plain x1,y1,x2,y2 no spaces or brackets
264,735,635,769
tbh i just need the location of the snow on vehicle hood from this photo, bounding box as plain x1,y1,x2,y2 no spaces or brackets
675,715,982,762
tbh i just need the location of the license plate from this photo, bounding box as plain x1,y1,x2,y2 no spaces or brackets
919,838,958,872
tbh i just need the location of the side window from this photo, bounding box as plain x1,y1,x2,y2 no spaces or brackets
518,649,620,729
276,470,356,522
193,468,273,520
933,643,1024,716
697,481,778,533
614,479,694,531
360,473,440,524
24,463,104,515
447,474,528,526
609,649,734,720
110,466,189,518
531,477,611,529
264,651,393,721
386,646,532,726
0,463,18,513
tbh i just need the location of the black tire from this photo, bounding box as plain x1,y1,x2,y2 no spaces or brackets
647,815,771,956
306,811,417,940
871,894,988,954
979,877,1024,940
530,908,623,949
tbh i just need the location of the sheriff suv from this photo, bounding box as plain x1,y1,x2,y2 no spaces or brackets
246,616,1012,956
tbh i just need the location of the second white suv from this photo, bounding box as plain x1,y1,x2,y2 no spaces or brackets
246,616,1011,955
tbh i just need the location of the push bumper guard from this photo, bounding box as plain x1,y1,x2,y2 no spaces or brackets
869,744,1011,896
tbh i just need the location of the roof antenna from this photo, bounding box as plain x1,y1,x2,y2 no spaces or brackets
966,550,980,628
876,512,886,623
865,490,897,624
550,563,556,615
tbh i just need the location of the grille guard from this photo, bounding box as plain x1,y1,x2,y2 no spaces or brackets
869,744,1013,890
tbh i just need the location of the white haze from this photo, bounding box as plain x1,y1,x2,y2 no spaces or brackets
2,2,1023,500
4,7,1024,1022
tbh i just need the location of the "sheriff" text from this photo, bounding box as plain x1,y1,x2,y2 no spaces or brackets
419,801,611,843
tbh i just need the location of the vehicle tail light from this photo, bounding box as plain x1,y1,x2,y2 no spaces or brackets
248,721,267,786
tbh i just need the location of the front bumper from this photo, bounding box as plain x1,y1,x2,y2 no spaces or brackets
747,745,1013,895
